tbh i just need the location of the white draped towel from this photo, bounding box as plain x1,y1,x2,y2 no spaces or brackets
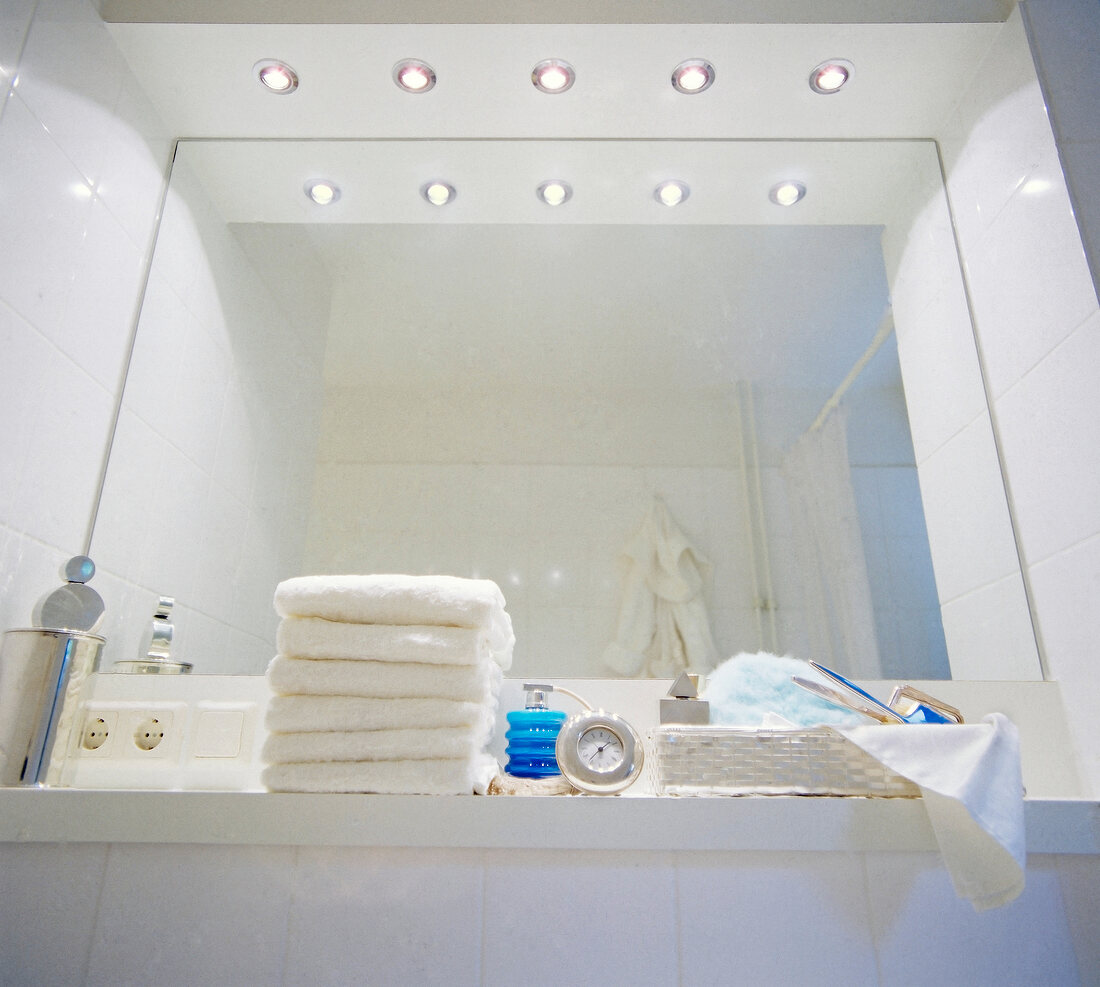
603,498,719,677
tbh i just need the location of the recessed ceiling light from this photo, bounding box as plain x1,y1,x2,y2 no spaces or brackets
393,59,436,93
671,59,715,94
809,59,853,94
654,180,689,206
253,59,299,94
422,181,456,206
537,180,573,206
769,180,807,206
532,59,575,94
305,180,340,206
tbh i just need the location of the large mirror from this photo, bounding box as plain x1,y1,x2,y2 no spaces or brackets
88,137,1041,681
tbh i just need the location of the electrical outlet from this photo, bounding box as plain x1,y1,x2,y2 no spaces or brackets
79,711,119,757
117,706,185,760
132,715,168,751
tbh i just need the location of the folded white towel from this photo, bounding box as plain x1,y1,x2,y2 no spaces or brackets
262,753,499,795
276,617,512,671
266,655,503,704
265,694,495,735
263,725,491,765
840,713,1025,911
274,574,514,653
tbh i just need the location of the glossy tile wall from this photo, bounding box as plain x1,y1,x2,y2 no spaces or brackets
0,0,169,637
0,842,1095,984
0,1,1098,983
89,154,328,675
309,382,939,679
947,3,1100,793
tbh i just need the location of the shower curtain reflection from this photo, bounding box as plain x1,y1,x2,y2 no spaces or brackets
781,408,881,679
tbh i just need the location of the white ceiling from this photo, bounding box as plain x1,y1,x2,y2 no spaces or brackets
107,21,999,142
117,12,981,415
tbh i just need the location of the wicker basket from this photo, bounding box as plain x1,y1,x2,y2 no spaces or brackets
655,724,920,798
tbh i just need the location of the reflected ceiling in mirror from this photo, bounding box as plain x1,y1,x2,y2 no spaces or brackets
87,139,1041,682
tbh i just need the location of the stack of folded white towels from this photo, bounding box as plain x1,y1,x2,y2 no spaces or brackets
262,574,513,795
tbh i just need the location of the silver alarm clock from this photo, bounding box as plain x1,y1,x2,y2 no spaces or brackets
554,709,645,795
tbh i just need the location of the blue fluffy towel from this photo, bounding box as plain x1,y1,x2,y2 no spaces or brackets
703,652,865,728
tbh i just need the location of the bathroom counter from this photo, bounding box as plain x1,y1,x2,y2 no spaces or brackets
0,788,1096,854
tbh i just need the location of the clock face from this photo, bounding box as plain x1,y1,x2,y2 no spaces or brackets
555,710,644,794
578,726,625,772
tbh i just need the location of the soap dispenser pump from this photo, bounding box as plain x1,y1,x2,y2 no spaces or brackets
504,683,568,778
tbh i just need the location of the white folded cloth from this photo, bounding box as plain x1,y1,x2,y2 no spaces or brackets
840,713,1025,911
262,753,500,795
276,617,511,670
265,694,495,734
263,725,491,765
266,655,503,704
274,574,514,653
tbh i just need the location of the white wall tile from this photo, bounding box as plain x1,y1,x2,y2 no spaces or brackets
56,198,145,391
677,851,878,984
172,602,231,673
224,625,274,675
865,852,1078,985
0,1,35,88
1028,534,1100,796
88,566,158,669
285,847,483,985
10,345,113,554
0,302,47,522
86,843,295,985
162,312,229,475
893,281,988,465
136,440,209,603
994,309,1100,565
963,141,1097,398
940,8,1054,242
94,80,171,249
211,379,260,504
483,849,678,986
0,841,109,986
943,81,1052,249
940,572,1041,681
116,272,186,433
89,409,163,583
916,414,1021,604
0,93,92,338
14,0,128,185
191,482,248,624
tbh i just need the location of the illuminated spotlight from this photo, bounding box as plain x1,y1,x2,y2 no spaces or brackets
671,59,715,94
532,59,575,94
654,180,690,206
769,180,807,206
422,181,456,206
253,59,299,94
304,180,341,205
393,59,436,93
537,180,573,206
809,59,853,94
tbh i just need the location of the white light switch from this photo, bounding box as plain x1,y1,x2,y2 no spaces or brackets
193,710,245,757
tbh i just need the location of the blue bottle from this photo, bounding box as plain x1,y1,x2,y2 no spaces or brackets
504,684,567,778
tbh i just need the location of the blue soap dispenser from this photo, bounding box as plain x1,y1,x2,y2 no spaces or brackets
504,683,568,778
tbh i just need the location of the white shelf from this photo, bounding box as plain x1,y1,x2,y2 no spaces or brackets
1,788,1096,854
